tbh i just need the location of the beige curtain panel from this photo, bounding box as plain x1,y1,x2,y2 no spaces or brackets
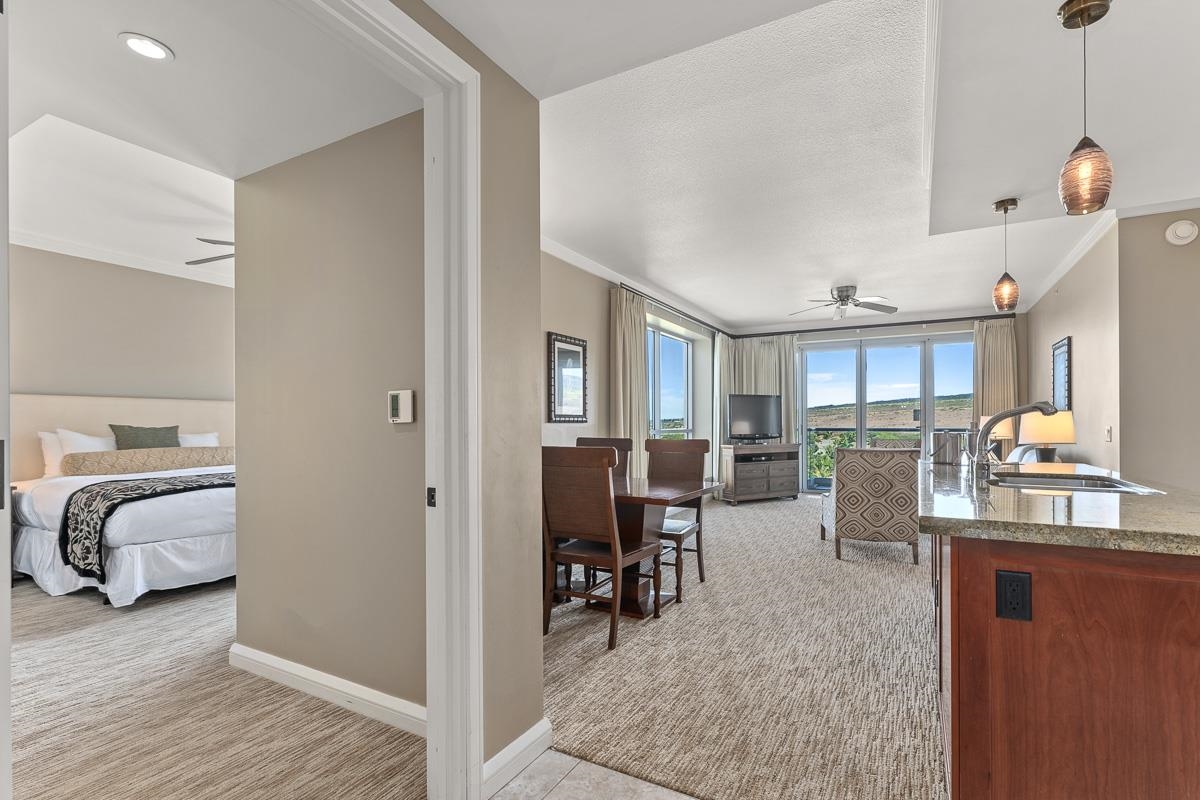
610,287,650,477
973,318,1019,458
716,333,799,482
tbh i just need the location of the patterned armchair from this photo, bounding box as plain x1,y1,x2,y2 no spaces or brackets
819,448,920,564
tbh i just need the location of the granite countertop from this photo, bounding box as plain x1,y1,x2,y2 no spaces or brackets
919,462,1200,557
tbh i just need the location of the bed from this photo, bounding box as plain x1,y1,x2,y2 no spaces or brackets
10,394,237,607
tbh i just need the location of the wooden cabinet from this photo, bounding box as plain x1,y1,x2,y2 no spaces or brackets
719,443,800,504
937,535,1200,799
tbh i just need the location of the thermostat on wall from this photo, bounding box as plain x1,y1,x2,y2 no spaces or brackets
389,390,415,424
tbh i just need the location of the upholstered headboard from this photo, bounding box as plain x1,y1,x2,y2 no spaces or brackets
11,394,236,481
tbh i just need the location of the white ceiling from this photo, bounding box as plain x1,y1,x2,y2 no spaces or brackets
423,0,833,99
12,116,236,287
929,0,1200,234
541,0,1103,332
11,0,421,179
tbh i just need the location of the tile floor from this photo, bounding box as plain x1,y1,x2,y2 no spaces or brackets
495,750,696,799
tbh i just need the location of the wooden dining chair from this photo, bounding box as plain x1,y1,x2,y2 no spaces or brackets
542,446,662,650
645,438,709,602
575,437,633,478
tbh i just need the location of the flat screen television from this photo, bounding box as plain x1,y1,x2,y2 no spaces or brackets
728,394,782,442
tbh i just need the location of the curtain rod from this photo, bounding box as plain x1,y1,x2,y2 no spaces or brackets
620,284,732,338
732,312,1016,339
619,282,1015,340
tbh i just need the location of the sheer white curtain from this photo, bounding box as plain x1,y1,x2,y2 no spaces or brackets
974,318,1019,458
610,287,650,477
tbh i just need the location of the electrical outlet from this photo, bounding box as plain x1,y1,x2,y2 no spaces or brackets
996,570,1033,621
1106,426,1113,443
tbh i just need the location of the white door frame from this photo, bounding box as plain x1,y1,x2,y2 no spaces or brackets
0,2,485,799
293,2,484,798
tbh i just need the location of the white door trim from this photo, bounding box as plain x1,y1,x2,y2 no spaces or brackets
1,2,484,796
253,2,485,798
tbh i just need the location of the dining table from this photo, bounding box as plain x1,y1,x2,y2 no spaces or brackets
598,476,724,619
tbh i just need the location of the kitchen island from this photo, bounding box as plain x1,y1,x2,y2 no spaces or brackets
921,462,1200,800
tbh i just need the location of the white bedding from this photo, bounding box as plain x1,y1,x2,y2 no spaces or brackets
13,465,235,547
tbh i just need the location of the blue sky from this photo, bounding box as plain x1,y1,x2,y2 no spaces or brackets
805,342,973,407
657,335,689,419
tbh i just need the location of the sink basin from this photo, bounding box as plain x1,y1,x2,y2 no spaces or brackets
987,473,1165,495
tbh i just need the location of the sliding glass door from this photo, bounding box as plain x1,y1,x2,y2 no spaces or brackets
865,343,923,449
803,348,858,491
799,335,974,491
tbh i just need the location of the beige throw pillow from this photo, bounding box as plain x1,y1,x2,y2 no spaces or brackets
60,446,236,477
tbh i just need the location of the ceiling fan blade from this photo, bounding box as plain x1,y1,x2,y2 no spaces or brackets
853,295,890,304
856,301,899,314
185,253,235,266
788,302,835,317
196,237,236,246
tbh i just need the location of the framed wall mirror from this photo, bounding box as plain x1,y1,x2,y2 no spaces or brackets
1051,336,1072,411
547,332,588,423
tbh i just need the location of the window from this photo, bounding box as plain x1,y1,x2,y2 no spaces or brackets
647,327,692,439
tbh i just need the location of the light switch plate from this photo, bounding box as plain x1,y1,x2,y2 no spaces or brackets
389,390,415,424
1105,426,1113,443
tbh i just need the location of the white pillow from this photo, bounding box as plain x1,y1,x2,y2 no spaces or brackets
56,428,117,456
179,432,220,447
38,431,65,477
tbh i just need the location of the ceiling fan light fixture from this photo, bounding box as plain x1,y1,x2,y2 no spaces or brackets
119,32,175,62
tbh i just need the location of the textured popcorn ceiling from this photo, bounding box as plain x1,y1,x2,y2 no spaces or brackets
541,0,1101,331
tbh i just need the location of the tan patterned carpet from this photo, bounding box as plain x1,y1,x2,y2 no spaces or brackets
12,578,427,800
544,495,945,800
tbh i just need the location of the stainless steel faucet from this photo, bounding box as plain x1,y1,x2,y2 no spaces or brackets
971,401,1058,484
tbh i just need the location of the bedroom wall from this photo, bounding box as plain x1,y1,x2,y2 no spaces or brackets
235,113,428,704
1119,209,1200,489
9,245,235,400
237,0,545,760
541,251,612,445
1026,225,1120,470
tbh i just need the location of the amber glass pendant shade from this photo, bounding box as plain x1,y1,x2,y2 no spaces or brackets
992,272,1019,312
1059,135,1113,215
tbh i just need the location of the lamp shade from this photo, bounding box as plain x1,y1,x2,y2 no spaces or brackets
979,415,1015,440
992,272,1020,312
1059,136,1113,215
1018,410,1076,445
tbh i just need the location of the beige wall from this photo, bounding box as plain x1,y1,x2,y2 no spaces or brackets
1119,209,1200,489
10,245,234,400
1026,226,1120,470
236,0,545,759
541,252,612,445
235,114,427,703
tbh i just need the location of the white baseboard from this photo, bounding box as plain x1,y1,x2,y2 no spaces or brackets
482,717,554,798
228,642,427,737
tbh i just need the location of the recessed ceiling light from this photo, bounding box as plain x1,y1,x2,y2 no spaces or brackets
118,32,174,62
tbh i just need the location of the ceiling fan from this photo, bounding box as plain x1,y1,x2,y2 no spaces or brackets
789,285,899,320
186,237,235,266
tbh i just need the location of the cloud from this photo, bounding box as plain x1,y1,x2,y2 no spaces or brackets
808,372,836,382
876,383,920,391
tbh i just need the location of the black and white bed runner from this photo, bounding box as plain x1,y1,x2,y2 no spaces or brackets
59,473,236,582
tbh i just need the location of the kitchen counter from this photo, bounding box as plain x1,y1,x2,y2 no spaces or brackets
919,461,1200,556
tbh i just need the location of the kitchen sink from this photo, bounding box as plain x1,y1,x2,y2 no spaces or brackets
987,473,1165,495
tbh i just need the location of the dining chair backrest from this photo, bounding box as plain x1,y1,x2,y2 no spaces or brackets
575,437,633,478
645,438,709,481
542,446,621,550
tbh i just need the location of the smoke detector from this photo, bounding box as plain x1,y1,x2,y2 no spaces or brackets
1165,220,1198,247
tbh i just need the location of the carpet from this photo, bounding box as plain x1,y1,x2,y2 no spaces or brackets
543,496,945,800
12,579,427,800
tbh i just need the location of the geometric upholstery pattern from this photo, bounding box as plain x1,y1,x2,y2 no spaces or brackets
820,447,919,562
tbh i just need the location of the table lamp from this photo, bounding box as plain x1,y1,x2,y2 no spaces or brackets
1018,410,1075,462
978,415,1015,461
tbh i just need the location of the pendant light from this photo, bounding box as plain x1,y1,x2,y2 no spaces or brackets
992,198,1020,312
1057,0,1113,215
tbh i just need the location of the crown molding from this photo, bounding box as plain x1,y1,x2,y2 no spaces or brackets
1020,210,1116,312
11,228,233,287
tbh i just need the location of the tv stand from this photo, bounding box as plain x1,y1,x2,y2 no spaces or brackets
719,442,801,504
